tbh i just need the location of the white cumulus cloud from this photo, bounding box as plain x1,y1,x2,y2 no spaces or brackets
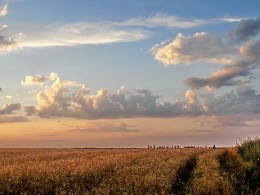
23,73,260,120
23,73,207,119
21,72,57,86
151,32,235,65
0,4,8,17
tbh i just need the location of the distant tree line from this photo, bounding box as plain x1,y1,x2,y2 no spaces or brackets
147,144,217,149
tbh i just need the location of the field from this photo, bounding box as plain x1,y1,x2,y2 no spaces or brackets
0,141,259,194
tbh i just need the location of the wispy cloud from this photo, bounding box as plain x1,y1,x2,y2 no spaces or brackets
1,12,208,50
0,116,28,123
120,13,207,28
221,17,243,22
2,13,209,50
20,22,148,48
196,113,260,128
70,122,140,133
0,4,147,51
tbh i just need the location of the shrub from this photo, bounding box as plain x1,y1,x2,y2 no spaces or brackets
237,137,260,166
237,137,260,191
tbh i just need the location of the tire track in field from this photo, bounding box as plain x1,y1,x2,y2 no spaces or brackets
170,154,197,195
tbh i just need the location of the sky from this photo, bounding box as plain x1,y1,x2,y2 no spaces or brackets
0,0,259,148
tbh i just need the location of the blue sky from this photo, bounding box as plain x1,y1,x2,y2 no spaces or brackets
0,0,259,147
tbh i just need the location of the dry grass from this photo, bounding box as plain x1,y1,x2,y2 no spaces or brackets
0,148,202,194
2,147,256,194
0,149,148,194
190,148,232,195
90,148,203,194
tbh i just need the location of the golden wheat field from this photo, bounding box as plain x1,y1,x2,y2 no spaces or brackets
1,146,258,194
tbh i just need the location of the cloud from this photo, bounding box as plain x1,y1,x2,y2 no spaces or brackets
206,114,258,128
23,73,205,118
121,13,206,28
24,105,36,116
185,90,197,104
0,13,208,51
151,32,234,65
193,113,260,129
151,20,260,90
70,122,140,133
183,90,205,115
21,72,57,86
20,22,148,48
0,14,206,50
240,39,260,60
229,17,260,43
1,24,8,30
23,73,260,120
204,86,260,115
0,116,28,123
0,34,21,52
221,17,243,22
0,4,21,52
0,4,8,17
0,103,21,115
185,62,252,88
185,38,260,89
